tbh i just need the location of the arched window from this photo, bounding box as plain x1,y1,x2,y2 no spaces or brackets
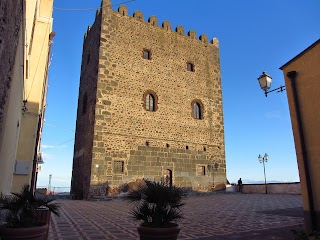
143,90,158,112
191,100,203,119
193,103,201,119
146,94,155,111
143,49,151,60
187,62,194,72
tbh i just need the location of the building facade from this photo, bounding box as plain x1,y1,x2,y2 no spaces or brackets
0,0,53,194
280,39,320,232
71,0,226,199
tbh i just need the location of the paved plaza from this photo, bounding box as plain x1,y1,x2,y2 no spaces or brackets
49,193,304,240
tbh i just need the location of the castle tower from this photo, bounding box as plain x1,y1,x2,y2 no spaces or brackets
71,0,226,199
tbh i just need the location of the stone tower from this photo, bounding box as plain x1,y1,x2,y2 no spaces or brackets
71,0,226,199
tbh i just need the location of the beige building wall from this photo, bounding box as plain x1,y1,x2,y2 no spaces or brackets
0,18,24,194
11,0,53,193
280,39,320,232
0,0,53,194
0,0,24,195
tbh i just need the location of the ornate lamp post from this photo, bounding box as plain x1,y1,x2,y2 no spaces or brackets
257,71,286,97
258,153,268,194
48,174,52,190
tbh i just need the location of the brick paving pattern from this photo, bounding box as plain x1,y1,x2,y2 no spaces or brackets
49,193,304,239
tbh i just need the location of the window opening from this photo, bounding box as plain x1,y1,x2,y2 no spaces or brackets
82,93,88,115
114,161,124,173
146,94,155,111
143,49,151,60
87,54,90,65
193,102,202,119
197,165,206,176
187,62,194,72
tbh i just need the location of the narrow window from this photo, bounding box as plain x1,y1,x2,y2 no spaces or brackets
87,54,90,65
202,166,206,175
187,62,194,72
166,143,170,148
26,59,29,79
146,141,150,146
186,145,189,150
143,90,158,112
204,147,206,151
193,102,201,119
82,93,87,115
143,49,151,60
146,94,155,111
114,161,124,173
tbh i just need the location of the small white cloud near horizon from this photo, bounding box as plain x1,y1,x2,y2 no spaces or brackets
264,111,281,119
41,152,55,161
41,144,66,149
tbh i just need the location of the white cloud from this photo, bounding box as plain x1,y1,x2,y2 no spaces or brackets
264,111,281,119
41,152,51,160
41,144,66,149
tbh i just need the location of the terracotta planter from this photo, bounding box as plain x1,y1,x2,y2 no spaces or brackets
35,208,51,239
0,223,48,240
137,223,181,240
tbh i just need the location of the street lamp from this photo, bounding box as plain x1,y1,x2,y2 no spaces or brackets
257,71,286,97
257,70,317,231
258,153,268,194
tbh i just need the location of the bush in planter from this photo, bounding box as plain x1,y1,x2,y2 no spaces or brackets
124,180,186,240
0,184,59,239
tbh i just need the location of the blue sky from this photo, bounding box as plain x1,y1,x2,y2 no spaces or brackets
37,0,320,189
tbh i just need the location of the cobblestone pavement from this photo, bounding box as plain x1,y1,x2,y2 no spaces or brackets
49,193,304,240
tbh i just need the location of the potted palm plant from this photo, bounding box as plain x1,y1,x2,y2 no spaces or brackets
125,180,186,240
0,184,60,240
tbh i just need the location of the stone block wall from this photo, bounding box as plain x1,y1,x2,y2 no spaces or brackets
72,0,226,198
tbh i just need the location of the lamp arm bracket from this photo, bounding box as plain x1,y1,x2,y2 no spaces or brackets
264,85,286,97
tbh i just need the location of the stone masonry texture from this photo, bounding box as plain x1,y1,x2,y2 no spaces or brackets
0,0,22,139
71,0,226,199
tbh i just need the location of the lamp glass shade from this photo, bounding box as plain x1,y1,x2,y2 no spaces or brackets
264,153,269,161
258,72,272,91
258,154,262,162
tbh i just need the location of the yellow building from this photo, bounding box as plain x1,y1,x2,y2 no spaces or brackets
280,39,320,232
0,0,54,194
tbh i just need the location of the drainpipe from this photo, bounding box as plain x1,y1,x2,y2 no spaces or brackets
287,71,316,232
30,114,41,195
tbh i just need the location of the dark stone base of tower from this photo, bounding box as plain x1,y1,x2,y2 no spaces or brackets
71,0,226,199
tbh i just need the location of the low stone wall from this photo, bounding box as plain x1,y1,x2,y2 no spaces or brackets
36,188,55,195
226,182,301,194
242,182,301,194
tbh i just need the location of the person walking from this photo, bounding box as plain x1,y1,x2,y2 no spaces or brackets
238,178,243,193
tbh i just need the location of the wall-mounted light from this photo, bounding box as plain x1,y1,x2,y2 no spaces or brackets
257,72,286,97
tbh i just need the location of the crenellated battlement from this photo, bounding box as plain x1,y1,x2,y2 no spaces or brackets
84,1,218,46
116,5,218,45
